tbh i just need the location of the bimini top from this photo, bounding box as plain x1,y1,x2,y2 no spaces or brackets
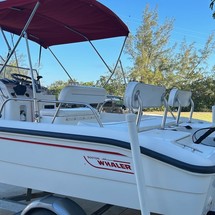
0,0,129,48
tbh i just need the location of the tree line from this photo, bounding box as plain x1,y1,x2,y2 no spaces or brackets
123,5,215,111
2,5,214,112
49,6,215,112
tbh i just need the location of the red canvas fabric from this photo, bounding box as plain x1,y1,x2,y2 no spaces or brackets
0,0,129,48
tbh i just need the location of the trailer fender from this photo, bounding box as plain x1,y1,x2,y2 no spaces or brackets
21,195,87,215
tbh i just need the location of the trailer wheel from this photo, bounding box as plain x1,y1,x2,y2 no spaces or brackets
28,209,56,215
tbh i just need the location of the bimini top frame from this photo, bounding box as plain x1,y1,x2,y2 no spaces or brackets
0,0,129,76
0,0,129,121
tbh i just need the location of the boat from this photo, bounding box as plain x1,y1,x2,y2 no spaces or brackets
0,1,215,215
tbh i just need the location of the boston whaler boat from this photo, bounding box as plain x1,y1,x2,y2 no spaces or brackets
0,1,215,215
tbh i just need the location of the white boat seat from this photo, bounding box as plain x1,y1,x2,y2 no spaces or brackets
124,81,166,109
168,88,192,107
41,85,107,126
58,85,107,104
124,81,168,130
168,88,194,125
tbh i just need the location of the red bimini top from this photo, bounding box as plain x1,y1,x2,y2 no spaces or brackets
0,0,129,48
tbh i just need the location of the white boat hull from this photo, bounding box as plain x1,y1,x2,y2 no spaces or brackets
0,121,215,215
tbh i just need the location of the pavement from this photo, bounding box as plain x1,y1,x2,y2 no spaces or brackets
0,183,141,215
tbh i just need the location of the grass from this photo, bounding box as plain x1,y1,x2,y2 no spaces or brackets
146,111,212,122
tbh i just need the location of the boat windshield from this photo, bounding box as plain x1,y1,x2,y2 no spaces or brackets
0,64,39,82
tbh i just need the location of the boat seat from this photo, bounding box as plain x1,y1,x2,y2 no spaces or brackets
168,88,194,125
124,81,168,130
40,85,107,126
58,85,107,104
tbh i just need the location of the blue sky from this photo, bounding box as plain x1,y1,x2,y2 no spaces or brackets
1,0,215,86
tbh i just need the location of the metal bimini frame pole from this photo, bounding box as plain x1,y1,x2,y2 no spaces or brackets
0,56,5,62
90,37,128,84
119,59,127,85
0,29,20,73
24,32,40,122
103,37,127,87
88,40,114,75
0,28,10,65
64,26,114,75
11,33,20,73
0,28,11,55
38,46,42,68
63,25,128,86
0,1,41,74
48,47,74,82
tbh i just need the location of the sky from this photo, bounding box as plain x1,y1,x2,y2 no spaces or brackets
0,0,215,86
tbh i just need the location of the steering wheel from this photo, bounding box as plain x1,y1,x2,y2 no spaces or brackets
11,73,32,84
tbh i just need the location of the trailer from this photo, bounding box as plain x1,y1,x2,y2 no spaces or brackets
0,184,141,215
